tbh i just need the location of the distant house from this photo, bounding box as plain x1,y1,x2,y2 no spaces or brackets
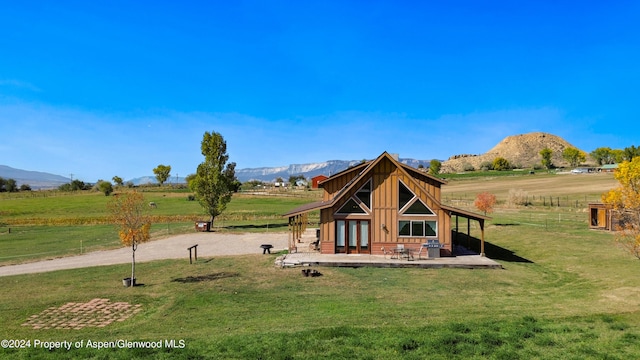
311,175,328,189
599,164,619,172
284,152,490,257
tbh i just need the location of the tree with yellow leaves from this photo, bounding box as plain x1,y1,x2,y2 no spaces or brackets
602,157,640,259
107,191,151,286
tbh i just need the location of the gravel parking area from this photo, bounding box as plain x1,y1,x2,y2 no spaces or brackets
0,232,289,277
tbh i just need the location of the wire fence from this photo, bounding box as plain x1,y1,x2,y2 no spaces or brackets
443,194,604,209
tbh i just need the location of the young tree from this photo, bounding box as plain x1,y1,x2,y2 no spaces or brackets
602,157,640,259
474,192,497,215
107,191,151,286
429,159,442,175
190,131,237,227
540,147,553,169
153,164,172,185
563,147,587,167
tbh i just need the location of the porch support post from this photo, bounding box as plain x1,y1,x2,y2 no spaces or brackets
288,216,294,253
480,219,485,257
455,215,459,244
466,217,471,248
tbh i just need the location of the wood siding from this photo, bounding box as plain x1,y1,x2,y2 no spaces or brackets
318,155,452,255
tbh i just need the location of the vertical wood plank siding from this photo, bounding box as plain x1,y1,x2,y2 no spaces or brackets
304,153,474,256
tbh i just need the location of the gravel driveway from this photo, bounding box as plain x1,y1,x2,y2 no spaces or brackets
0,232,289,277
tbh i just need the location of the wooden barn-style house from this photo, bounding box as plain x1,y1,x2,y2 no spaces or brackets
284,152,490,257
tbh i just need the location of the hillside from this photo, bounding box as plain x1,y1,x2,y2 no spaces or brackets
441,132,585,173
0,165,70,189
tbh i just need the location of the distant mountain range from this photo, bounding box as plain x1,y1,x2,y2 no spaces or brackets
0,158,432,189
235,158,432,182
0,165,70,189
0,132,588,189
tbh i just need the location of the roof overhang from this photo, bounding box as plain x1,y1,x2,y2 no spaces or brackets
441,204,492,222
283,200,333,218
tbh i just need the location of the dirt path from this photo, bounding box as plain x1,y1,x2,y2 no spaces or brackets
0,232,289,277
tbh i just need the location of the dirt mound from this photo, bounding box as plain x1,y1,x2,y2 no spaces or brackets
441,132,582,173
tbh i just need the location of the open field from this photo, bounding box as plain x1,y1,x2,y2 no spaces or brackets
442,171,617,201
2,172,640,359
0,189,320,266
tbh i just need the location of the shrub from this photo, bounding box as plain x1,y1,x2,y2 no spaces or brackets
480,161,493,171
493,157,511,171
463,163,475,172
508,189,530,206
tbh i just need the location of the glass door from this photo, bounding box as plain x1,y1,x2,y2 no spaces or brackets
336,220,346,253
336,220,370,254
360,221,369,252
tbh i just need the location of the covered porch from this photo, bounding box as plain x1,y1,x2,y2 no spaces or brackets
443,205,489,257
277,228,502,269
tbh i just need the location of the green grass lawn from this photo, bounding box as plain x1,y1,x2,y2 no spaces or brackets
1,183,640,358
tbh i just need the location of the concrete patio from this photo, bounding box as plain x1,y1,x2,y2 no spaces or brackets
277,229,503,269
278,252,503,269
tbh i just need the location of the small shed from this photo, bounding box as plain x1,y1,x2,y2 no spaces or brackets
589,203,611,230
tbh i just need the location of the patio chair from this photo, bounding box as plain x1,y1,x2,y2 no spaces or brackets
382,245,406,259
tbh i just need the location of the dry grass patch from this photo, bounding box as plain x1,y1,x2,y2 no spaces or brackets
21,298,141,330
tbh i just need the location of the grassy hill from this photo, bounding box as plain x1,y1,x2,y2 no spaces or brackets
442,132,587,173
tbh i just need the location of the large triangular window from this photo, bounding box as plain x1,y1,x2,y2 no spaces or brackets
337,198,367,214
399,180,434,215
399,182,413,210
354,180,371,210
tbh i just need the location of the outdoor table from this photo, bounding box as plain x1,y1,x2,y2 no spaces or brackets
260,244,273,254
392,248,414,261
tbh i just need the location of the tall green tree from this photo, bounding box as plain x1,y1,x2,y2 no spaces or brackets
539,147,553,169
623,145,640,162
112,176,124,186
153,164,172,185
429,159,442,175
590,147,614,166
612,149,625,164
563,147,587,167
190,131,237,226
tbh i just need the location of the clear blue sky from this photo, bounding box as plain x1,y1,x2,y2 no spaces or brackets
1,1,639,182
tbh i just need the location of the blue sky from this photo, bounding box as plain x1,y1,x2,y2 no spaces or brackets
1,1,639,182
